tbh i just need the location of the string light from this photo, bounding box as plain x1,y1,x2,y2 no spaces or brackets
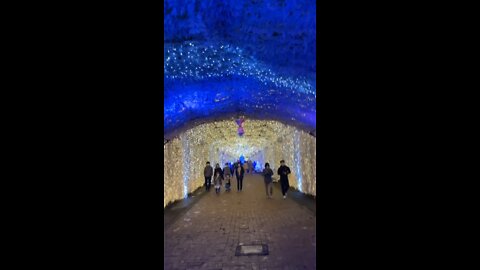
164,41,316,135
165,42,315,95
163,0,317,206
164,119,316,207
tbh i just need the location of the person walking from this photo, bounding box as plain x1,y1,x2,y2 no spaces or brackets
248,160,253,174
234,161,240,173
214,163,223,180
223,162,232,192
235,162,245,191
277,160,291,199
213,171,222,194
262,163,274,199
204,161,213,191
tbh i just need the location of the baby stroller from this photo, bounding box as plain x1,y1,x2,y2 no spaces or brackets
224,174,231,192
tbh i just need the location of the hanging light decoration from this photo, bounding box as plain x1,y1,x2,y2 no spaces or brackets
235,116,245,137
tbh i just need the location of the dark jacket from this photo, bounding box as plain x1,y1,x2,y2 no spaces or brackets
235,166,245,179
204,165,213,177
214,167,223,179
263,168,273,183
277,165,291,182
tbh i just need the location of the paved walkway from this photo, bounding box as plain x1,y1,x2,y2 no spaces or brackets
164,174,316,270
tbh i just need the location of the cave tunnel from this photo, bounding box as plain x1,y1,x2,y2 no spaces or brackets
164,0,316,268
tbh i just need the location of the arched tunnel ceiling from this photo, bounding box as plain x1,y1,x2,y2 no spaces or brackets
180,120,284,158
164,0,316,139
175,119,313,160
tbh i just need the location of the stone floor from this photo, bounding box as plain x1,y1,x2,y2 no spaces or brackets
164,174,316,270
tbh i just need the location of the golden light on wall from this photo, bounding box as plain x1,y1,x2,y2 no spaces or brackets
164,119,316,207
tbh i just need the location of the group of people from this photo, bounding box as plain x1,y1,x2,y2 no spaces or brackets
224,160,256,175
242,160,256,174
262,160,291,199
203,161,246,194
203,160,291,199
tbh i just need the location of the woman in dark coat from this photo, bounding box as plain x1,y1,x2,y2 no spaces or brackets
277,160,291,199
214,163,223,179
235,162,245,191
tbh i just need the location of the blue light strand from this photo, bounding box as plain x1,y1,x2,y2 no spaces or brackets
163,41,316,137
164,41,316,97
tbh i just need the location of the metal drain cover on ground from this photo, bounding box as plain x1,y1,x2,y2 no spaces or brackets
235,244,269,256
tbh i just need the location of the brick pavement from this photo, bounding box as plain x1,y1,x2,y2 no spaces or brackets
164,174,316,270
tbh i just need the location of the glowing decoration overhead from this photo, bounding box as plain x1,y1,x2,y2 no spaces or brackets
164,0,316,139
235,117,245,137
164,41,316,139
164,42,315,95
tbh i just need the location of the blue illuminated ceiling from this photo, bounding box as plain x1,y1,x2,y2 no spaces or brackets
164,0,316,139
